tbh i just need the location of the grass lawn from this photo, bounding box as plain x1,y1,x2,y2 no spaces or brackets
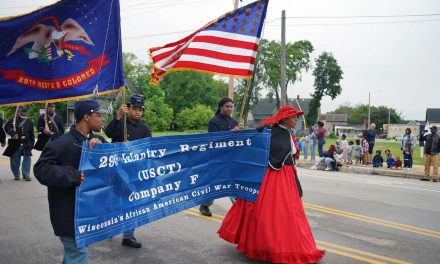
324,138,424,166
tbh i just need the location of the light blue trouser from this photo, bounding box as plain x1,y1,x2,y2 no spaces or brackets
317,139,326,157
302,143,309,159
59,236,88,264
10,145,31,177
310,141,316,160
315,157,334,169
123,229,135,239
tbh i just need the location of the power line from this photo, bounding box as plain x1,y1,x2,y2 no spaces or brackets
0,6,40,10
123,29,195,40
285,13,440,19
265,18,440,27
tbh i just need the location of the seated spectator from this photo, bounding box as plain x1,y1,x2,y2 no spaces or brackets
310,145,337,171
384,149,395,168
403,146,413,169
372,150,384,167
394,156,402,169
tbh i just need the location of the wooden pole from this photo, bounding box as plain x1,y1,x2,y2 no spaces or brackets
228,0,240,100
280,10,287,106
122,86,128,142
238,79,253,127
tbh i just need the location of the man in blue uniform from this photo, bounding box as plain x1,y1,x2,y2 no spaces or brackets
199,97,239,217
35,102,65,151
34,99,106,264
104,94,151,248
4,106,35,181
0,116,5,148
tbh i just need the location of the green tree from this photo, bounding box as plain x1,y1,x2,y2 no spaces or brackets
142,85,173,131
122,53,173,131
234,49,265,126
259,39,314,109
306,52,343,126
175,104,214,130
160,71,228,122
329,103,403,131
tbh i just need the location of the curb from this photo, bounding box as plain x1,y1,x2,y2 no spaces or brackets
296,160,424,180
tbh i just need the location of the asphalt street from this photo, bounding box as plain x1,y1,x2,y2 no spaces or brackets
0,151,439,264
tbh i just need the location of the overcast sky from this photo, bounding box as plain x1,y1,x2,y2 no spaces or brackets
1,0,439,121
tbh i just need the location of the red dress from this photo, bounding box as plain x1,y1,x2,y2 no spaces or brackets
218,125,324,263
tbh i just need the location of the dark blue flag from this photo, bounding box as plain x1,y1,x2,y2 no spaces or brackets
0,0,124,106
75,129,270,247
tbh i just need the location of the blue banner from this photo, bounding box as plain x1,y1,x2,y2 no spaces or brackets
75,129,270,247
0,0,124,106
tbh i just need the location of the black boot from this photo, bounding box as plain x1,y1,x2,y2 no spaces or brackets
122,237,142,248
199,205,212,217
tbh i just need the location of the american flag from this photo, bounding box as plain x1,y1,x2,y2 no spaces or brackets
149,0,269,83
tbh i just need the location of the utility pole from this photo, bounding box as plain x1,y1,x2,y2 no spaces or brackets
388,108,391,126
280,10,287,106
228,0,239,100
367,91,371,128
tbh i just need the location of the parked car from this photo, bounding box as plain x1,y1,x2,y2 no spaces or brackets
376,134,386,139
394,135,403,141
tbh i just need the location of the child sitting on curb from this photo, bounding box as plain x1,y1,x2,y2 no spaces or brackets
394,156,402,169
372,150,384,167
385,149,395,168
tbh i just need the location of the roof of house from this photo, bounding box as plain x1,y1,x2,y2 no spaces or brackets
323,113,348,122
252,98,312,116
426,108,440,122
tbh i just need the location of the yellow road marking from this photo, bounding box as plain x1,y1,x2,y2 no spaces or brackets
320,247,387,264
182,208,412,264
316,240,411,264
305,203,440,239
183,210,222,223
306,203,440,235
186,207,225,221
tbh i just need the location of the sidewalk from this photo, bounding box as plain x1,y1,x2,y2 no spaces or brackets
296,157,426,180
0,146,429,180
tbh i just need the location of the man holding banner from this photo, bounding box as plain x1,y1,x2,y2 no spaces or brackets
34,100,106,264
104,94,151,248
199,97,239,217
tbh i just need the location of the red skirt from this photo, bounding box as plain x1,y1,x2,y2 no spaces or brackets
217,165,325,264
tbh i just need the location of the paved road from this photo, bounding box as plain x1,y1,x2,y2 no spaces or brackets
0,151,439,263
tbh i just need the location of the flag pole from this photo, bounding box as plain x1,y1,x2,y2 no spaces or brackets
122,86,128,142
228,0,240,100
294,97,308,130
238,78,253,128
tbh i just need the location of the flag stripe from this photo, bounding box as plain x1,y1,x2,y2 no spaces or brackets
187,42,257,57
174,61,253,76
153,42,257,68
183,48,256,64
192,35,258,51
179,54,254,70
197,30,259,43
149,0,268,82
